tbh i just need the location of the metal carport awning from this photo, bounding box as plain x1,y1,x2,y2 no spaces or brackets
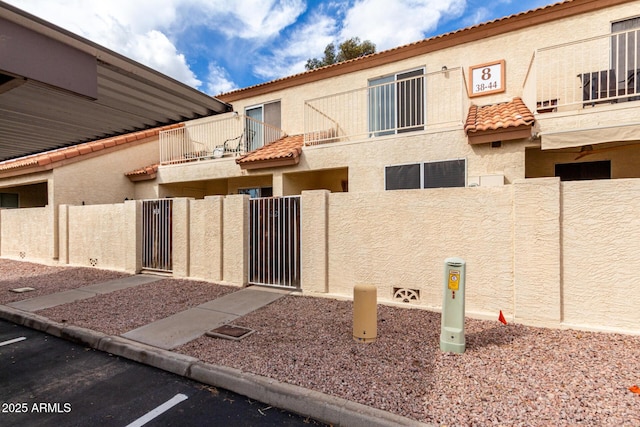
0,1,232,162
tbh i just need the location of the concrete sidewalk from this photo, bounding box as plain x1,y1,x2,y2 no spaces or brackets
0,274,427,427
122,286,290,349
7,275,163,312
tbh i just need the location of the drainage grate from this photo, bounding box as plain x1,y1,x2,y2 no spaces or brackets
206,324,255,341
393,287,420,303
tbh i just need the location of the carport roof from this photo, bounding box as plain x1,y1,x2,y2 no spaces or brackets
0,2,232,162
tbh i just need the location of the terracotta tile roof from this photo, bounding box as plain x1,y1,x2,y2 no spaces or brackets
0,123,183,174
465,97,534,134
464,97,535,145
236,134,303,170
125,163,159,181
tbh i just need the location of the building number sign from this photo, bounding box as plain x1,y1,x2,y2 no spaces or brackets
469,60,505,97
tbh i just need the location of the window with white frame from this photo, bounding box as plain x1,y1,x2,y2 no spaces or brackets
245,101,281,152
385,159,466,190
368,68,424,137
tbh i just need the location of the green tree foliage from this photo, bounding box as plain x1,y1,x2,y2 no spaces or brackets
305,37,376,70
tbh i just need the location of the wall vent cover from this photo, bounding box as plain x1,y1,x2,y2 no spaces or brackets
393,287,420,303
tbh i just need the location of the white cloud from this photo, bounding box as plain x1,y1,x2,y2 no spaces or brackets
205,63,238,95
252,13,337,80
127,30,202,87
339,0,466,50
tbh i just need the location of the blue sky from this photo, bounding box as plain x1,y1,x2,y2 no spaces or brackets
7,0,559,95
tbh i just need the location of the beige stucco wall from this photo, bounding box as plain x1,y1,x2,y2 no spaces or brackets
324,187,514,318
561,179,640,333
52,139,159,206
513,178,561,324
0,206,53,262
65,203,131,272
4,177,640,334
222,194,248,286
189,196,223,281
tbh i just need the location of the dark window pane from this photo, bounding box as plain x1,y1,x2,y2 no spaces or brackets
555,161,611,181
424,159,465,188
0,193,19,208
385,164,421,190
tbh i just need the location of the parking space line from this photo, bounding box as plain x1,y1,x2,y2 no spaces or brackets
0,337,26,347
125,393,188,427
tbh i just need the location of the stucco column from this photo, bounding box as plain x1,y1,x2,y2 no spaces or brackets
189,196,223,281
223,194,249,286
301,190,329,293
172,198,191,278
513,177,561,324
58,204,69,265
124,200,141,274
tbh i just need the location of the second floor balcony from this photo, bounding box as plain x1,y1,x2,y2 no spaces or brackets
534,27,640,113
159,113,286,165
303,67,466,146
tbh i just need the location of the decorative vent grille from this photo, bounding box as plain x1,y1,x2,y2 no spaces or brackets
19,252,26,259
89,258,98,267
393,287,420,303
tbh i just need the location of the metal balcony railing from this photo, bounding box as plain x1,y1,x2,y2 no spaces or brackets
159,113,286,165
303,67,466,146
535,28,640,113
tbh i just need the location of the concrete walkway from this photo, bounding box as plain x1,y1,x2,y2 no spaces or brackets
122,286,290,349
7,275,163,312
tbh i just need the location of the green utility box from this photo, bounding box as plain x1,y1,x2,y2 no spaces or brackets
440,257,466,353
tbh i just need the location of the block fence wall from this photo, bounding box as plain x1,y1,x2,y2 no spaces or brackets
1,177,638,334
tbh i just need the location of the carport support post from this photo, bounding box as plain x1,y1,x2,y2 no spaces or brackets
223,194,249,286
301,190,329,293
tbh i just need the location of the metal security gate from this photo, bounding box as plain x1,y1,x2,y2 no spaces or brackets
142,199,173,272
249,196,301,288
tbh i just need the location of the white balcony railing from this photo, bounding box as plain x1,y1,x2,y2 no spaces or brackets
536,28,640,112
303,67,465,146
159,113,286,165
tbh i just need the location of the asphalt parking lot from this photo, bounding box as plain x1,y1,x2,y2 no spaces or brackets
0,319,324,426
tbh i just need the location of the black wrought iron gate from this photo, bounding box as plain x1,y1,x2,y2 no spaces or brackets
142,199,173,273
249,196,301,288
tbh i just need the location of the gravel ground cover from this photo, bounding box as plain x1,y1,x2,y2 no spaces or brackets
0,259,128,304
2,259,639,425
178,296,640,426
37,278,237,336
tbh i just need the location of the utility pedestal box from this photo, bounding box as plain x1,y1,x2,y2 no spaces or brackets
353,284,377,343
440,257,466,353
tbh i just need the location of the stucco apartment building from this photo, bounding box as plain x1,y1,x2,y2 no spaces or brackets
1,0,639,333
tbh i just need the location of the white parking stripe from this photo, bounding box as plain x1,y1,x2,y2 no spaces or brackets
125,393,188,427
0,337,26,347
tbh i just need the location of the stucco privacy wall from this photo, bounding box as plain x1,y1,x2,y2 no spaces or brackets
3,178,640,333
61,203,138,272
0,206,53,262
561,179,640,332
323,187,515,318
